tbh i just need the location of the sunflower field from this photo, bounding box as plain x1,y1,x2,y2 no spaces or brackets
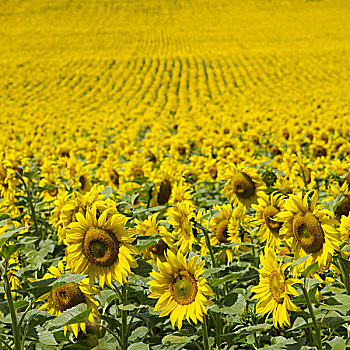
1,0,350,349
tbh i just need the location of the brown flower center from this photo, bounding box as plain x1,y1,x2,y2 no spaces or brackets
157,179,172,205
269,271,284,304
149,239,168,258
208,166,217,179
132,168,144,178
263,206,282,234
83,227,119,266
335,197,350,218
52,283,86,312
216,219,230,243
170,271,198,305
230,173,256,199
292,212,325,254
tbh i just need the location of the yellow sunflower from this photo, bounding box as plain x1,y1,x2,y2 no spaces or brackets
222,163,265,208
252,192,287,248
275,191,341,275
66,204,138,287
251,247,301,328
201,204,248,261
37,260,100,338
5,254,21,299
148,250,214,330
135,212,177,262
339,214,350,243
168,201,197,253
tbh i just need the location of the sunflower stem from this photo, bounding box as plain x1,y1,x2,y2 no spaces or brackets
202,314,210,350
16,171,41,240
3,261,22,350
301,284,322,350
198,223,216,268
121,284,128,350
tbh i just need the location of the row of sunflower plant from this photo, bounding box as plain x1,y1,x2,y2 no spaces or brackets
0,154,350,350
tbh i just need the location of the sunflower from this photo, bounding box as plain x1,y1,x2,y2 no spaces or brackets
148,250,214,329
252,192,287,248
0,153,17,201
200,204,248,261
150,162,177,207
274,191,341,275
135,212,177,262
339,214,350,243
59,185,108,244
37,260,100,337
168,201,197,253
66,204,138,287
251,247,301,328
222,163,265,208
5,254,21,299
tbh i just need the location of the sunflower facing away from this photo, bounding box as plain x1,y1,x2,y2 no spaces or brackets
66,204,138,287
148,250,214,329
252,192,287,248
251,247,301,328
222,163,265,208
275,190,341,275
37,260,100,337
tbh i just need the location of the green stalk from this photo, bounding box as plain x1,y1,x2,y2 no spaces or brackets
16,172,41,240
202,314,210,350
121,284,128,350
200,224,216,268
3,262,22,350
301,284,322,350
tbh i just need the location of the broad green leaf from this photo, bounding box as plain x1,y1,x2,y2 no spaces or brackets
38,329,58,345
162,334,198,345
128,342,149,350
210,272,242,287
291,255,311,269
64,307,92,326
301,262,319,277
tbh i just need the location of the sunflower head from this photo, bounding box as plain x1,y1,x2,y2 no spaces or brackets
222,164,265,207
251,247,301,328
274,191,341,275
148,251,214,329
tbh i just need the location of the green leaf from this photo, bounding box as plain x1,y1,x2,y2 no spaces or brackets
128,342,149,350
328,336,346,350
64,307,92,326
38,329,58,345
47,304,90,329
301,262,319,277
0,228,23,248
290,255,311,269
210,272,242,287
234,323,272,334
1,243,23,260
129,326,149,342
162,334,198,345
52,273,88,289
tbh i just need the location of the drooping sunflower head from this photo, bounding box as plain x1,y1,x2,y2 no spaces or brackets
222,164,265,208
66,204,138,287
37,260,100,338
275,190,341,275
252,192,287,247
148,250,214,329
